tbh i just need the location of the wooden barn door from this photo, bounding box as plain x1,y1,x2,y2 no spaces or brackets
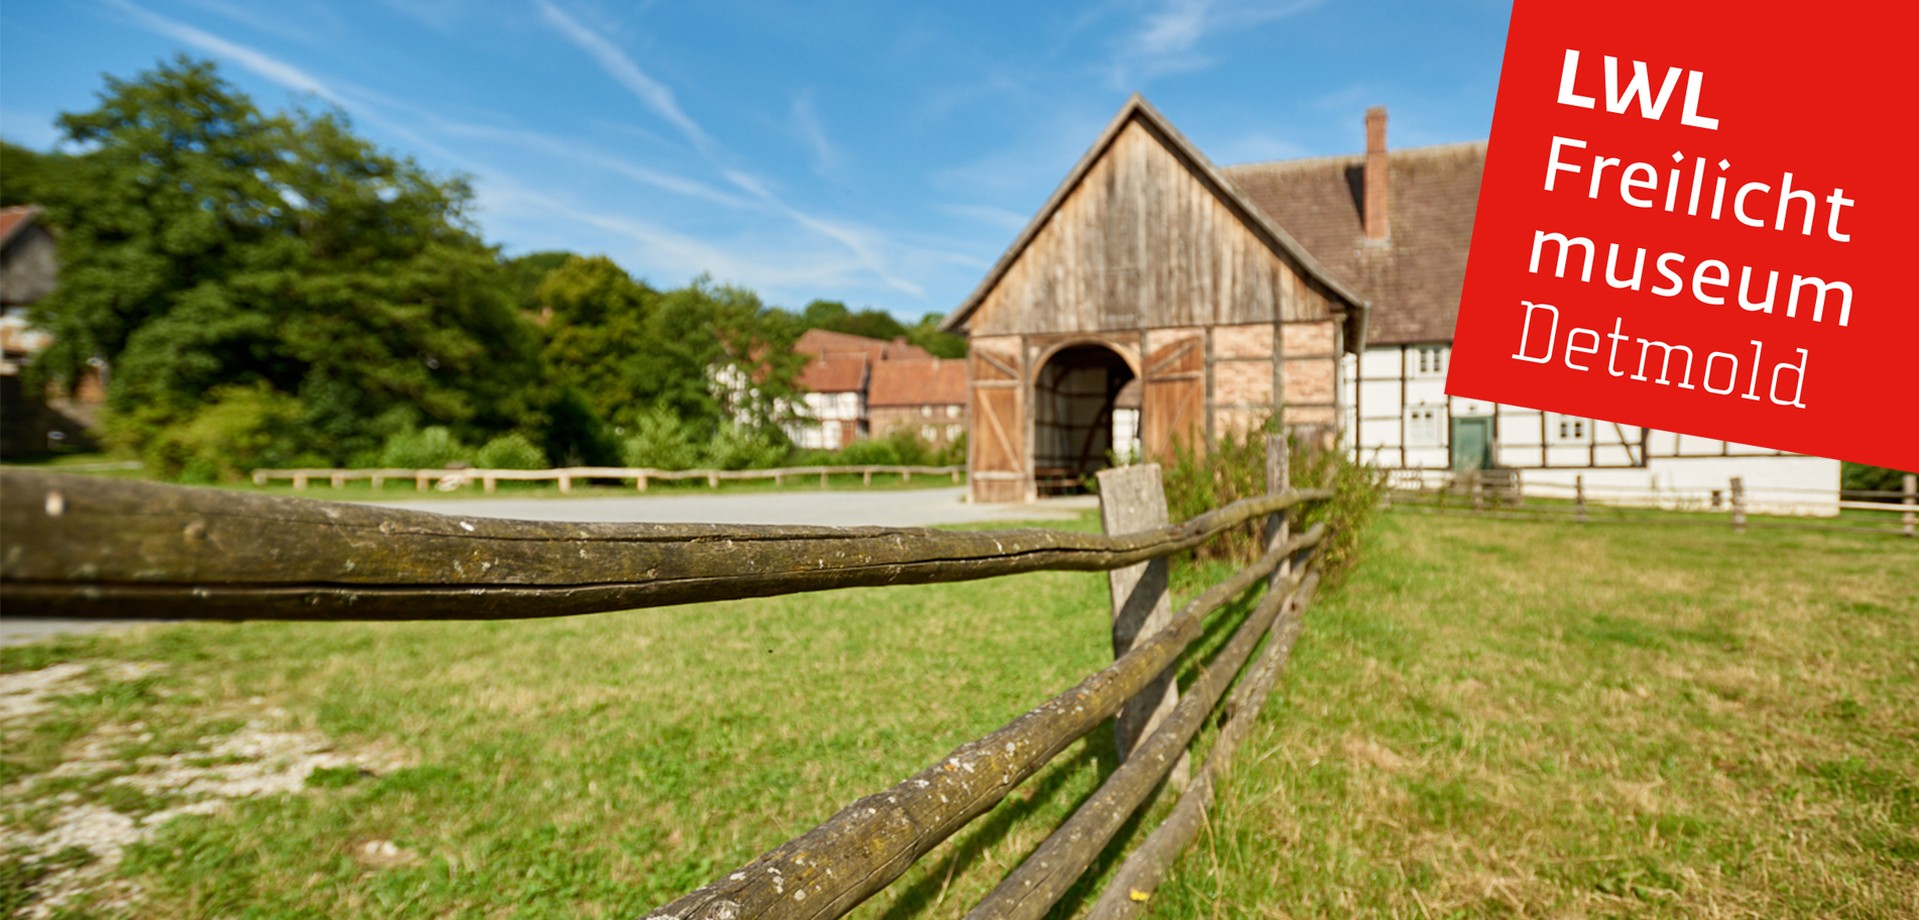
1141,334,1204,460
968,342,1027,502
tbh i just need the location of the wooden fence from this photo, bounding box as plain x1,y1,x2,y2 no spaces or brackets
249,463,965,494
1389,469,1917,538
1,436,1333,918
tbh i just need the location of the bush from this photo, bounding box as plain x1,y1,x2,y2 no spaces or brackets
800,428,963,470
138,383,310,481
1842,462,1917,499
832,437,901,467
1159,416,1382,582
377,426,470,470
704,422,787,470
475,432,546,470
619,407,703,470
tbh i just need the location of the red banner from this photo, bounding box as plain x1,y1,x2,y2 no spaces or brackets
1448,1,1915,470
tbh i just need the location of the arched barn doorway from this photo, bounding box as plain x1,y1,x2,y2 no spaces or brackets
1031,344,1137,495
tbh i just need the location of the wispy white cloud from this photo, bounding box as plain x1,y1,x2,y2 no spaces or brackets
176,0,346,47
789,90,839,177
720,169,928,298
421,116,757,211
1112,0,1323,87
480,176,930,301
105,0,346,105
102,0,974,310
938,202,1031,236
531,0,713,154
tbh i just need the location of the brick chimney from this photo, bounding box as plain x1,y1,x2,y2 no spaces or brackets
1364,106,1389,242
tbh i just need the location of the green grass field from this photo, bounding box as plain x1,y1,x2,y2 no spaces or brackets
2,508,1913,918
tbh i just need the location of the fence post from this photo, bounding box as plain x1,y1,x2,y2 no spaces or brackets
863,469,873,487
708,474,719,489
293,474,308,491
370,475,383,491
635,472,648,492
1471,472,1484,512
820,469,829,489
484,474,496,494
774,472,783,487
416,471,428,492
331,472,345,489
559,474,572,494
1731,476,1746,532
1576,474,1587,525
1095,463,1188,791
1265,435,1290,590
951,469,960,483
903,469,912,483
1903,474,1916,538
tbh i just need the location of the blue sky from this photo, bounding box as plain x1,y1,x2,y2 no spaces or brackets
1,1,1512,321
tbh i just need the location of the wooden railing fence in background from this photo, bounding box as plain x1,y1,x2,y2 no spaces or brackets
1388,468,1916,538
1,435,1335,919
249,464,965,494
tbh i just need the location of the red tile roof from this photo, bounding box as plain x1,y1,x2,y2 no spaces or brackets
0,206,42,251
795,328,931,363
1222,141,1486,345
797,353,868,393
867,358,967,408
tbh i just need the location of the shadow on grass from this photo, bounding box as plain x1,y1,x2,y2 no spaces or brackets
877,735,1115,919
876,584,1263,918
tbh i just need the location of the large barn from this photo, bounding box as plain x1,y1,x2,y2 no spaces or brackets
945,97,1839,506
940,96,1368,504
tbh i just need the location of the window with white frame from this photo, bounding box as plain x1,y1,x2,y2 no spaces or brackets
1406,406,1443,445
1414,345,1447,375
1551,413,1588,441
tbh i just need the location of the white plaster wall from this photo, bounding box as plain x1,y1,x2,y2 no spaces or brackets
1348,345,1842,514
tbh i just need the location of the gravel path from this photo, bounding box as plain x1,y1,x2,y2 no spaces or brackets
367,486,1093,526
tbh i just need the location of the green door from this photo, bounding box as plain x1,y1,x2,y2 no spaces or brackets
1450,417,1494,472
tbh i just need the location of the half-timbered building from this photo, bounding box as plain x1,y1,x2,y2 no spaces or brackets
948,98,1839,507
941,96,1368,503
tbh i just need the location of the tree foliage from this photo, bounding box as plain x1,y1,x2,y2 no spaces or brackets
13,56,934,479
23,57,550,472
535,257,804,436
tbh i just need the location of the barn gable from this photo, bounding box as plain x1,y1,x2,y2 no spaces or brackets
942,95,1367,346
947,97,1371,502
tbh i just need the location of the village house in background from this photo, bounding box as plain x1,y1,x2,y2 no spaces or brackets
944,97,1838,508
1,205,103,458
783,328,966,450
866,357,967,448
1233,108,1835,509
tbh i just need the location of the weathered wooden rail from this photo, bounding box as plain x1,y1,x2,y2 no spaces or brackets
0,437,1337,918
249,463,965,493
1388,470,1917,538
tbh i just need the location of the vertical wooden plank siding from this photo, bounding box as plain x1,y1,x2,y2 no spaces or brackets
968,337,1026,504
967,121,1335,337
1141,331,1206,459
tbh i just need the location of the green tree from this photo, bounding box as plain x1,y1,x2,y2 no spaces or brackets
504,249,578,315
535,254,658,430
0,141,63,207
23,57,553,472
905,311,967,358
